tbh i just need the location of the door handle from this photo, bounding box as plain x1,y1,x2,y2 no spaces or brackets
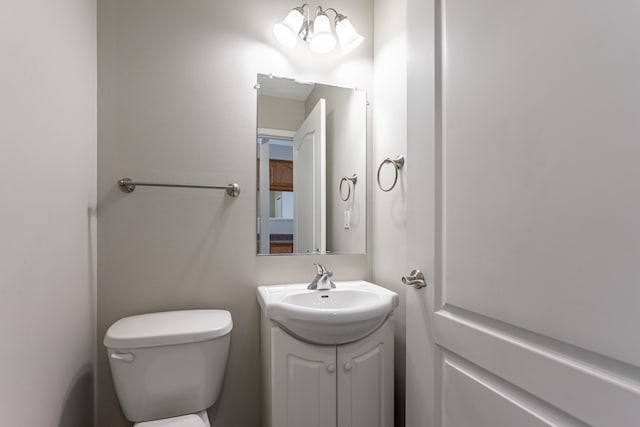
402,269,427,289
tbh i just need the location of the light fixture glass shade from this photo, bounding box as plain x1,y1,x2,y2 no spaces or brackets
335,17,364,54
273,8,304,48
309,13,336,54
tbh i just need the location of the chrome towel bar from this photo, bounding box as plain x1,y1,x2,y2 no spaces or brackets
117,178,241,197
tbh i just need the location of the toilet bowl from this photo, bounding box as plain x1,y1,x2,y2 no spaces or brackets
104,310,232,427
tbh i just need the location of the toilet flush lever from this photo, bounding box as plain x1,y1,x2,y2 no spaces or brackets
111,352,135,363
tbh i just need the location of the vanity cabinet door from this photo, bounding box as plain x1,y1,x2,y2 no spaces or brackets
337,320,394,427
271,327,337,427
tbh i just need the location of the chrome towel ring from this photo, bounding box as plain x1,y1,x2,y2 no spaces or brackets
377,155,405,192
339,174,358,201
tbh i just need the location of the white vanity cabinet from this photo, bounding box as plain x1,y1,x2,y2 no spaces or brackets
261,317,394,427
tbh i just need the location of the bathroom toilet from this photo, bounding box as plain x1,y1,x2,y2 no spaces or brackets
104,310,233,427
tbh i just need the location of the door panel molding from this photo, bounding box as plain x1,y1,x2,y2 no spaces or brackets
442,351,588,427
435,306,640,426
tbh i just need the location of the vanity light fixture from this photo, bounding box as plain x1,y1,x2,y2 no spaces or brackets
273,4,364,54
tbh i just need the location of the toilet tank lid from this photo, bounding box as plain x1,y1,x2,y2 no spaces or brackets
104,310,232,349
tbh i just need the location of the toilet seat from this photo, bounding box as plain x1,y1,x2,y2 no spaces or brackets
134,414,206,427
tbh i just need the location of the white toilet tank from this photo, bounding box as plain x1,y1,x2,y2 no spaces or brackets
104,310,232,423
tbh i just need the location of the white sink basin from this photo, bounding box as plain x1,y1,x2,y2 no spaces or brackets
257,280,399,344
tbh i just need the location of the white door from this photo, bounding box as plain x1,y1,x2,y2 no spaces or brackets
406,1,640,426
294,98,327,253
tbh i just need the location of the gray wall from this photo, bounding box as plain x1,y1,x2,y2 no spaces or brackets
97,1,373,426
373,0,408,425
0,0,97,426
257,95,305,132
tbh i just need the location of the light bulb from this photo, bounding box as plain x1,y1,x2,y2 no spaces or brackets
273,8,304,48
309,13,336,54
335,17,364,54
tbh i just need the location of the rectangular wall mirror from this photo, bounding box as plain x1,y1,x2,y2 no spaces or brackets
256,74,367,255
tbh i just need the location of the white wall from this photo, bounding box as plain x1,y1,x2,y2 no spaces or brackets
373,0,408,425
0,0,97,426
97,1,372,426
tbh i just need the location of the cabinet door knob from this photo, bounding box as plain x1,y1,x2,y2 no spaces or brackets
344,362,352,371
327,363,336,373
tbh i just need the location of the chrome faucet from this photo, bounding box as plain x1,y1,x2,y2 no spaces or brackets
308,263,336,290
